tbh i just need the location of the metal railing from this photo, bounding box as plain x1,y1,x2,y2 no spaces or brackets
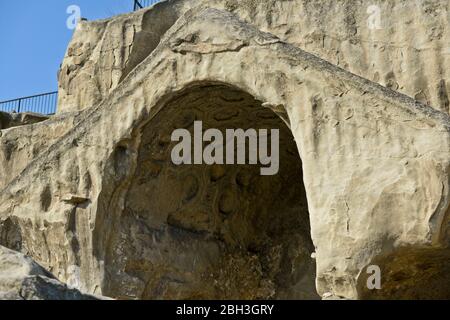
133,0,161,11
0,91,58,115
1,2,161,115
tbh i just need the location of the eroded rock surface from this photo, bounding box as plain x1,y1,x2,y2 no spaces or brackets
0,2,449,300
57,0,450,114
0,246,99,300
0,111,82,190
0,112,49,130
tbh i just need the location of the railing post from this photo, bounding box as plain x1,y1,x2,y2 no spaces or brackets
0,92,57,115
134,0,143,11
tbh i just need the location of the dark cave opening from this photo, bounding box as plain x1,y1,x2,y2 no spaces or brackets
357,247,450,300
102,84,318,299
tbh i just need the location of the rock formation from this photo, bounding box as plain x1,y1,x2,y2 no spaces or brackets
0,246,99,300
58,0,450,115
0,0,449,299
0,112,48,130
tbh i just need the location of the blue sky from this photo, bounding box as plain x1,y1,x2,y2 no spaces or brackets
0,0,135,101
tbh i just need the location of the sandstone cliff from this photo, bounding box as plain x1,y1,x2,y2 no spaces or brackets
58,0,450,114
0,1,449,300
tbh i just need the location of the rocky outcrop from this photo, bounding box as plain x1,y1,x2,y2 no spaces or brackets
0,112,49,130
0,246,100,300
0,2,449,300
0,111,82,190
57,0,449,114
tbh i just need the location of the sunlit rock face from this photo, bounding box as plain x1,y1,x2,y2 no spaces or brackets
1,2,450,300
57,0,449,115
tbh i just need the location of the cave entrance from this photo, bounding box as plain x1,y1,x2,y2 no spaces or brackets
104,84,318,299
